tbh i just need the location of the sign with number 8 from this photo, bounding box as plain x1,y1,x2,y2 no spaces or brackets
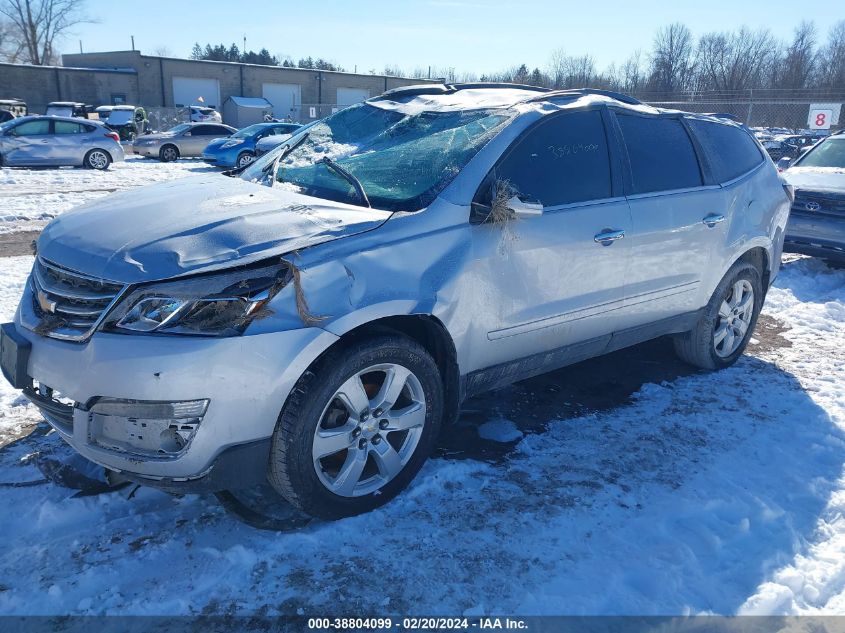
808,107,835,130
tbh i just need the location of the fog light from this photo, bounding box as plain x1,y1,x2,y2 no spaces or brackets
87,398,209,458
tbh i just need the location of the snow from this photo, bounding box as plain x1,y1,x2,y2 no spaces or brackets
1,160,845,616
477,418,523,442
0,157,217,234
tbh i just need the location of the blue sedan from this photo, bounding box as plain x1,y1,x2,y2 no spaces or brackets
202,122,302,168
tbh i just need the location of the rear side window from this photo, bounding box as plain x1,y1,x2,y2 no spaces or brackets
687,119,763,183
616,114,702,194
54,121,85,134
492,110,612,207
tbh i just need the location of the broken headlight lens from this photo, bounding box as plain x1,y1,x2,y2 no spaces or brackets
104,262,290,336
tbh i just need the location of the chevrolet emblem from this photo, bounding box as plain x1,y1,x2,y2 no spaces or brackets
37,289,57,314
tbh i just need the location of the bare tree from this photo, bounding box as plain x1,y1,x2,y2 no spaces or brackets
647,23,695,95
772,21,818,89
695,27,775,92
0,17,24,61
0,0,87,65
818,20,845,90
547,49,598,88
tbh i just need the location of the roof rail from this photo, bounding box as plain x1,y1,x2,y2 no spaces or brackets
532,88,641,105
446,82,550,93
372,82,551,102
372,84,453,101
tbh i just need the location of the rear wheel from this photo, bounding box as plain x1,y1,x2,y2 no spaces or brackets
159,144,179,162
84,149,111,170
268,335,444,520
236,151,255,169
674,261,763,369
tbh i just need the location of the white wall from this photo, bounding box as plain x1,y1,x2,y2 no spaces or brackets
262,83,301,120
172,77,220,108
336,87,370,107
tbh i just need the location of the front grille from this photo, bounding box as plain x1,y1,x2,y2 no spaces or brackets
30,258,125,342
792,190,845,217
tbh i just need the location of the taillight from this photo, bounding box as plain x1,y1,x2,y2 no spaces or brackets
105,131,120,142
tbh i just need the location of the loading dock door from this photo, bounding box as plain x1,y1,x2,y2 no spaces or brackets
262,83,301,121
336,87,370,108
172,77,220,108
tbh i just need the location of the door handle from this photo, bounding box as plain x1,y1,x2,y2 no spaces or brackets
594,229,625,245
702,214,725,227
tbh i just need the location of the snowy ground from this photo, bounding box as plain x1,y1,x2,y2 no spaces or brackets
0,157,216,234
0,161,844,616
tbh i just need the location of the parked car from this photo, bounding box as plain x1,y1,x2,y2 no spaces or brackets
94,105,113,122
188,105,222,122
0,85,789,520
105,105,148,142
0,115,124,169
45,102,92,119
0,98,27,122
203,122,302,168
132,122,236,161
254,123,310,157
763,134,819,161
779,131,845,262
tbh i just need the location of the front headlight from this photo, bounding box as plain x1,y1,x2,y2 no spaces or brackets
221,139,245,149
103,262,290,336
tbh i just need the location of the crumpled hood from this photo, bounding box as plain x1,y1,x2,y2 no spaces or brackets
37,174,392,284
784,167,845,193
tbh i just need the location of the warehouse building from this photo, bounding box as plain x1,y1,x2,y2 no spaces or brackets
0,50,437,123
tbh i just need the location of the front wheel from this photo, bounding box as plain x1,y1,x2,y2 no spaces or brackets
674,260,763,370
268,335,444,520
236,151,255,169
159,145,179,162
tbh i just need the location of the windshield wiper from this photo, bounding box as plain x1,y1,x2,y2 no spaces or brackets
317,156,371,208
266,132,310,186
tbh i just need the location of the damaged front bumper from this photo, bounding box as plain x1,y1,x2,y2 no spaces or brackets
2,318,338,491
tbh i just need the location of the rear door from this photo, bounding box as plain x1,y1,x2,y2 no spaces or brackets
48,120,92,165
1,119,52,165
468,108,632,370
182,125,227,155
613,111,724,325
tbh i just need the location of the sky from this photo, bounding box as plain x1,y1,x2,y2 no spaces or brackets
63,0,841,76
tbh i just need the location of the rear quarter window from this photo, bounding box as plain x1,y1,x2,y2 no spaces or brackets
686,118,764,183
616,114,703,194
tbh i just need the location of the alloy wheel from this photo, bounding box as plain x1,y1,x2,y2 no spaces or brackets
312,363,426,497
88,150,108,169
237,153,255,168
714,279,754,357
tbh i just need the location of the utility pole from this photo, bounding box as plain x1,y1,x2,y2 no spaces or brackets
78,40,83,54
131,35,135,51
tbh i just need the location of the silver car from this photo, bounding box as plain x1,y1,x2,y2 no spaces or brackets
0,115,124,169
133,122,236,161
780,132,845,262
1,85,790,520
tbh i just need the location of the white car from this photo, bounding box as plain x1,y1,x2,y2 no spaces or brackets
189,106,222,123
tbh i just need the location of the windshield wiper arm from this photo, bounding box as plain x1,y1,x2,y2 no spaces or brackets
265,132,310,186
317,156,371,208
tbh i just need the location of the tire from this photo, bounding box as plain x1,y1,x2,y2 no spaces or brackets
674,260,763,370
268,334,444,520
159,144,179,162
84,149,111,170
236,151,255,169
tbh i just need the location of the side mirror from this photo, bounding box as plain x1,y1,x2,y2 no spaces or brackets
507,196,543,216
777,156,792,172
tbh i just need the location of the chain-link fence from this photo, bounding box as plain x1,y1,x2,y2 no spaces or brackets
142,104,341,130
637,89,844,131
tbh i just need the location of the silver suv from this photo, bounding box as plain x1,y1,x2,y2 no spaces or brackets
1,85,790,520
